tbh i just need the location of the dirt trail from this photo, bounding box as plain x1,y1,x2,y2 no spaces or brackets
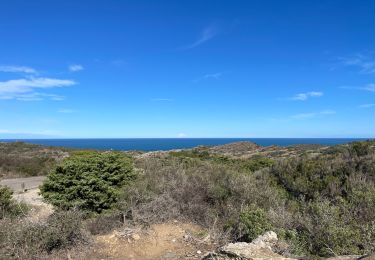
85,222,216,260
13,188,54,222
1,176,53,222
0,176,46,192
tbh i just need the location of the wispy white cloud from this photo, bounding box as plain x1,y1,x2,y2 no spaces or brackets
68,64,84,72
182,25,219,50
290,112,317,119
0,129,62,138
0,77,75,100
58,108,74,113
362,84,375,92
177,133,187,138
0,65,37,74
340,83,375,92
291,110,336,120
194,72,223,82
203,72,222,79
1,92,65,101
359,103,375,108
291,91,323,101
339,54,375,74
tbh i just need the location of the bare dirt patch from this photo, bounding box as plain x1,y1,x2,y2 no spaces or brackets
1,176,53,222
13,188,54,222
86,221,216,260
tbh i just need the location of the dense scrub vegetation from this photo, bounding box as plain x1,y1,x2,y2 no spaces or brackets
0,142,68,178
41,151,135,213
119,140,375,257
1,140,374,258
268,140,375,256
0,210,86,259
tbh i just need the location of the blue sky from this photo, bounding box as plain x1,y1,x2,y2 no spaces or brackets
0,0,375,138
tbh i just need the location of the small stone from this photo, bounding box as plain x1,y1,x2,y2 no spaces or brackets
171,239,176,243
131,234,141,240
197,250,202,254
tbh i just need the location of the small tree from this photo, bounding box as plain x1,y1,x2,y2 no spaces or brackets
40,152,135,213
0,185,28,218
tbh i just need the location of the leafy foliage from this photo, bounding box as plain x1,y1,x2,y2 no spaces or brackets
238,207,272,241
0,185,28,219
41,152,135,213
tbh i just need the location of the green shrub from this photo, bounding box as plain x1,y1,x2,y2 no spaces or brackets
41,152,135,213
0,186,28,219
240,156,274,172
277,228,310,257
0,186,13,210
351,141,371,156
238,207,272,241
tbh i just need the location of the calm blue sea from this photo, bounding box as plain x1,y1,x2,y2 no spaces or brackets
0,138,370,151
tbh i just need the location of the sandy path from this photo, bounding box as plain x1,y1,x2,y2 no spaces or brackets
0,176,46,192
86,222,215,260
1,176,53,222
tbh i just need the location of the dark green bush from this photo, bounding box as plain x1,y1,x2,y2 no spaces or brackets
0,186,13,210
240,156,274,172
351,141,371,156
41,152,135,213
238,207,272,241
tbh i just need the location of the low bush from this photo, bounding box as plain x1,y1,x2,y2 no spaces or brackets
237,207,272,241
86,211,124,235
0,210,86,259
0,185,28,219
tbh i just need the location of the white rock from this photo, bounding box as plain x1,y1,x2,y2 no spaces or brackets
214,231,296,260
131,233,141,240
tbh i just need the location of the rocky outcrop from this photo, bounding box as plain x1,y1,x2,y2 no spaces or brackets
203,231,296,260
203,231,374,260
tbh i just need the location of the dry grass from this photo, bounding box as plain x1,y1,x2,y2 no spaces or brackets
0,142,69,178
0,210,87,259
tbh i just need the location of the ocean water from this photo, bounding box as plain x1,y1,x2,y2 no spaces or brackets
0,138,370,151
